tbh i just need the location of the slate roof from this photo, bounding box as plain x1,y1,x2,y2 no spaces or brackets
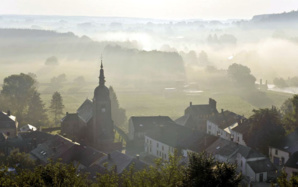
74,146,106,167
285,151,298,169
130,116,174,132
77,99,93,123
61,113,80,123
231,119,251,134
247,158,276,173
182,133,219,153
208,110,245,129
19,131,55,145
175,114,195,127
271,128,298,153
30,134,78,163
206,138,265,160
146,121,194,148
0,111,17,129
96,151,148,174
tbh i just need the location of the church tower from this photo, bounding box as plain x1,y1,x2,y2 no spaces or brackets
92,60,114,144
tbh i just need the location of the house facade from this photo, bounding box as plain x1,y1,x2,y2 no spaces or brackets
0,111,18,138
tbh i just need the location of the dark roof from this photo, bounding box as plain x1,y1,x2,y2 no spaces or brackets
175,114,195,127
186,104,218,116
247,158,276,173
77,99,93,123
206,138,265,159
74,146,106,167
30,135,77,163
146,121,193,147
182,133,219,153
232,119,251,134
208,110,245,129
0,111,17,129
19,131,55,145
285,151,298,169
61,113,80,123
97,151,148,174
130,116,174,132
272,128,298,153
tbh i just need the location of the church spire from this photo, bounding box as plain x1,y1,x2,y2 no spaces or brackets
99,57,105,86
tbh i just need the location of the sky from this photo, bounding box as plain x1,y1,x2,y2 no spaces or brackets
1,0,298,20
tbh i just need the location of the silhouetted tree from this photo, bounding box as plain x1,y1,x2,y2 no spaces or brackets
281,95,298,133
227,63,256,89
109,86,127,127
26,91,48,127
49,92,64,126
1,73,37,124
182,152,242,187
244,107,285,154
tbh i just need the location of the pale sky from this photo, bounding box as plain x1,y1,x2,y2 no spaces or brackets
1,0,298,20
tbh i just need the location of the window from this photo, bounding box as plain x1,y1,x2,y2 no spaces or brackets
157,143,159,148
237,137,240,142
157,150,159,155
275,149,278,155
162,146,164,151
150,147,152,153
165,154,167,159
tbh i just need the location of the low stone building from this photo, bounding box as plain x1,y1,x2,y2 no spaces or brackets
0,111,18,138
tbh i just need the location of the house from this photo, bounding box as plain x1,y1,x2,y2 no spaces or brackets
176,98,218,131
269,128,298,166
0,111,18,138
20,124,37,132
30,134,106,168
95,151,148,175
144,121,193,161
128,116,174,144
30,134,78,164
284,151,298,180
205,138,276,182
206,110,247,145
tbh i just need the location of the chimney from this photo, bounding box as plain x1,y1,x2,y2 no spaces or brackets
209,98,216,109
260,79,262,85
190,102,192,106
265,80,268,86
136,154,140,160
108,153,111,160
221,109,224,113
7,110,10,116
66,112,69,115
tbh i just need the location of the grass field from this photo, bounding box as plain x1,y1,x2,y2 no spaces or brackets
39,83,293,132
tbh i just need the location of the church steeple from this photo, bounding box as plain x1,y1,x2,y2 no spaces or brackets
99,58,105,86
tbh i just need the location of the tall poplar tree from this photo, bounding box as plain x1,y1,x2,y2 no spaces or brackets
49,91,64,126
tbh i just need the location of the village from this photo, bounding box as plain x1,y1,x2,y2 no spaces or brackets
1,63,297,186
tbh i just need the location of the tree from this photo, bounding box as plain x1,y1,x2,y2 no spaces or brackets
244,107,285,154
281,95,298,133
1,73,37,124
45,56,59,66
109,86,127,127
26,91,48,127
277,169,298,187
182,152,242,187
49,92,64,125
227,63,256,89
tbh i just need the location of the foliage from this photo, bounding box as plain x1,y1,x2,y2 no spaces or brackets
227,63,256,89
45,56,59,66
49,91,64,125
244,107,285,154
26,90,49,127
280,95,298,133
182,152,242,187
0,73,37,123
109,86,127,126
274,77,288,88
277,169,298,187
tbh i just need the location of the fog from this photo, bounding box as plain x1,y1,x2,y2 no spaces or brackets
1,12,298,92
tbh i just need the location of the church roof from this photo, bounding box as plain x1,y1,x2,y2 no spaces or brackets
130,116,174,132
77,99,93,123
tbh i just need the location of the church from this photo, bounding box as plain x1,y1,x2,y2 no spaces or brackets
61,61,117,150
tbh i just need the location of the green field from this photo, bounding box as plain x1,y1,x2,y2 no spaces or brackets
39,83,293,131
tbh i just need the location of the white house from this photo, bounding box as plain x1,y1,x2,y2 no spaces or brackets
206,110,247,146
268,129,298,166
20,124,37,132
284,151,298,180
